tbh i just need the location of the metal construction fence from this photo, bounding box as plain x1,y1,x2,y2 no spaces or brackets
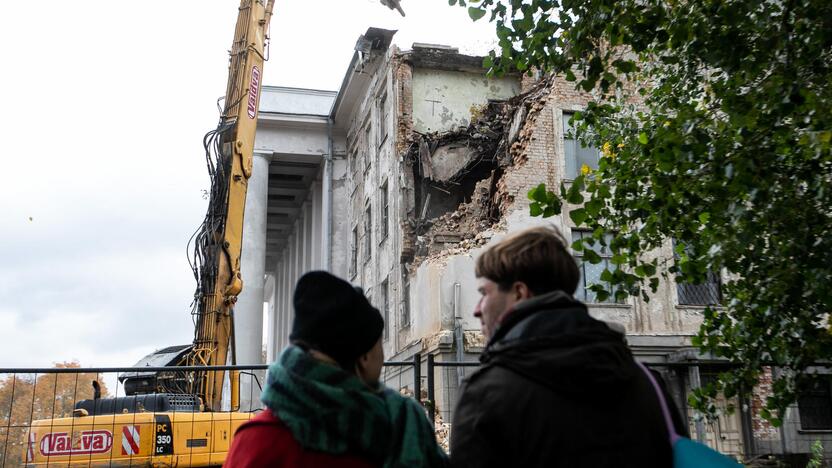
0,359,788,466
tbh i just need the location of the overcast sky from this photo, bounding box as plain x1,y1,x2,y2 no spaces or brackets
0,1,497,369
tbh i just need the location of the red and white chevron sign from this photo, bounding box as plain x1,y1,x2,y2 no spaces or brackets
26,432,35,462
121,425,141,456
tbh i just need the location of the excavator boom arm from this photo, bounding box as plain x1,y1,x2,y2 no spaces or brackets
188,0,274,411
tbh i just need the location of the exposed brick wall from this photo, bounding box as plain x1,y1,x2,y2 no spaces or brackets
392,50,417,262
497,75,598,214
751,367,780,440
394,53,413,156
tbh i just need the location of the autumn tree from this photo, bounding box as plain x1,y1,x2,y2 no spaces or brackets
456,0,832,422
0,362,109,466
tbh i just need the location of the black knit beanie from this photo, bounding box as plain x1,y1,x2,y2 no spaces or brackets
290,271,384,368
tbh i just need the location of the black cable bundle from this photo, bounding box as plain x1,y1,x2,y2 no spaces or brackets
186,120,235,362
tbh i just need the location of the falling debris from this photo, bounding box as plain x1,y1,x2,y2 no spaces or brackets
379,0,405,16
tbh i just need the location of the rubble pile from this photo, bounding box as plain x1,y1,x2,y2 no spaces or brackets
399,385,450,451
434,412,451,452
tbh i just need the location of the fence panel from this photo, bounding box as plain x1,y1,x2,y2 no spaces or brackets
1,360,787,466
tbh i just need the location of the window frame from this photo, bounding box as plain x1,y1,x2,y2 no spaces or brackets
562,111,601,180
379,180,389,244
401,276,411,328
381,278,390,340
363,203,372,264
377,92,389,147
363,123,373,175
672,239,723,306
349,225,358,279
797,376,832,431
571,230,621,304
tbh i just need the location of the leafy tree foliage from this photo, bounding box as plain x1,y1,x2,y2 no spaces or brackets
0,362,109,466
456,0,832,422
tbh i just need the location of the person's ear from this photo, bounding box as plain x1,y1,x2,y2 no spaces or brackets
354,352,369,378
513,282,532,301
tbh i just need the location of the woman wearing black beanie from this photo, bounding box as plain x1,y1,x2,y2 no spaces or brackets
226,271,448,468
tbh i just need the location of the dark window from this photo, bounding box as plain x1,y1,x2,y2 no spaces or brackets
401,277,410,327
350,226,358,278
380,181,389,242
677,272,722,305
563,112,600,179
378,93,389,146
673,240,722,305
363,204,372,263
798,377,832,430
572,230,619,304
381,279,389,340
364,125,372,174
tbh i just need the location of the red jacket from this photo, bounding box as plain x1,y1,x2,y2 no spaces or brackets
225,409,378,468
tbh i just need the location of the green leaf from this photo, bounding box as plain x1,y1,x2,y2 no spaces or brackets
565,187,584,204
544,196,562,215
528,183,546,202
600,269,614,282
468,6,487,21
569,208,587,226
529,203,543,217
448,0,457,5
638,132,648,145
611,254,627,265
583,248,602,264
585,198,603,217
699,212,710,225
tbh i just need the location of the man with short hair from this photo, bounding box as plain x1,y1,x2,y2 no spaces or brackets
450,226,685,468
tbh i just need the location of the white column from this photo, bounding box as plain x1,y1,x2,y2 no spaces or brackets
264,274,276,363
281,248,290,351
235,152,269,410
290,229,299,328
311,182,323,270
304,201,313,272
294,221,302,281
274,253,284,358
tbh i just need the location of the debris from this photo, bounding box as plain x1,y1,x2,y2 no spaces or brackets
434,411,451,452
403,74,556,265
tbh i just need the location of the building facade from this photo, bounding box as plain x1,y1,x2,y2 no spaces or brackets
244,29,831,464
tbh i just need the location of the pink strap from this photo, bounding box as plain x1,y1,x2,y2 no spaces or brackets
636,361,681,445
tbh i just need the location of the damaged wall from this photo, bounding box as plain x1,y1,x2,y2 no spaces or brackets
404,85,539,266
411,68,520,133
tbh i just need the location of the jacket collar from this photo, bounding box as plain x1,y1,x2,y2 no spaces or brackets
487,290,587,347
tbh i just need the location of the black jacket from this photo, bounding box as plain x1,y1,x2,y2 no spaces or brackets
450,291,687,468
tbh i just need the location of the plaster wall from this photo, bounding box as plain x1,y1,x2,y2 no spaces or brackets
259,86,335,115
330,157,350,279
255,125,329,157
411,68,521,133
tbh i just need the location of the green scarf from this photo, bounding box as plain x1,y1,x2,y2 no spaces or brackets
261,345,448,468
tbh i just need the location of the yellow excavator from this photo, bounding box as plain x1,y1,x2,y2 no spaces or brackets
26,1,274,466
